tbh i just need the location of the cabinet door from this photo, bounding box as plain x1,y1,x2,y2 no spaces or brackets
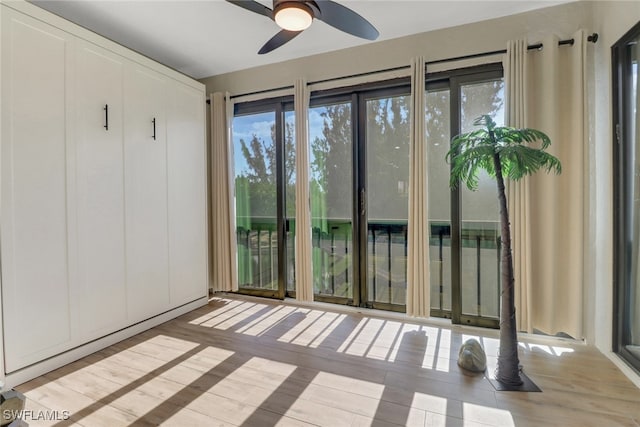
75,40,127,338
124,65,170,321
0,8,75,372
167,82,207,306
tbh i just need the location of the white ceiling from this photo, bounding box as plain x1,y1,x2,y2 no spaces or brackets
30,0,572,80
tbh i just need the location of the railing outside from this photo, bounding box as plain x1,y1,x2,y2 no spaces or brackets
236,217,278,290
236,217,501,319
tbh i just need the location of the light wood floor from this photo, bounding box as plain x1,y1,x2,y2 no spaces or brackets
14,295,640,426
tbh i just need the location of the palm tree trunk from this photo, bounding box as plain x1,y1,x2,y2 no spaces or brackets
492,152,523,386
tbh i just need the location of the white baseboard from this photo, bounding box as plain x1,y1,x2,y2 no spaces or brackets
2,297,207,390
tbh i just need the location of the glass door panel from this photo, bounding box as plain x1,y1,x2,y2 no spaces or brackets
233,111,278,291
627,40,640,365
426,88,452,315
302,68,504,322
285,110,296,293
459,80,504,320
614,24,640,373
309,101,354,299
365,94,411,308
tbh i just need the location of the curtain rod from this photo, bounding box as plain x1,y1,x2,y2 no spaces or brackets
428,33,598,66
215,33,599,103
228,84,294,100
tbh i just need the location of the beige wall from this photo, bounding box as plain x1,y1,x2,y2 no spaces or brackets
201,0,640,380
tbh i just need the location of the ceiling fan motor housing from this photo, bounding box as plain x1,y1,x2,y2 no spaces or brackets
226,0,379,53
273,0,319,19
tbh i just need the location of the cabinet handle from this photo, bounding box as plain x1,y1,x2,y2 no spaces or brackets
152,118,156,140
104,104,109,130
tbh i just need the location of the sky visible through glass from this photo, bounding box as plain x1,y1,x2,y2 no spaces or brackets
232,108,328,177
231,86,504,180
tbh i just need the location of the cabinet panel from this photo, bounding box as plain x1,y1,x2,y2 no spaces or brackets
167,83,207,306
124,65,170,321
75,41,127,337
1,10,73,371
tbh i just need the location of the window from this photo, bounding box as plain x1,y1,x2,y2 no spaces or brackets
426,64,505,327
613,21,640,373
232,98,294,298
309,83,411,311
229,64,505,327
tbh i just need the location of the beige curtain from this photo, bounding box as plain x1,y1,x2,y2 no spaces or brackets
504,39,533,333
210,92,238,292
294,79,314,301
407,56,430,317
505,31,586,338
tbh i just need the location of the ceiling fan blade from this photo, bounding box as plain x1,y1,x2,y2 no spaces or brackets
315,0,379,40
258,30,303,54
226,0,273,19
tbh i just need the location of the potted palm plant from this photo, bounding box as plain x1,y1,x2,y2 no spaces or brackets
447,115,561,388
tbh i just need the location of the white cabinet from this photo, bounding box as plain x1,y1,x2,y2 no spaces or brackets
167,83,208,307
0,7,76,372
0,1,207,377
124,65,170,322
75,40,128,339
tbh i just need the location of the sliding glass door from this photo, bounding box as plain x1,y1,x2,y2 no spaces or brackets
427,64,504,327
232,100,294,298
614,21,640,374
458,77,503,326
308,86,411,310
230,66,504,325
426,85,453,317
309,99,354,301
364,92,411,310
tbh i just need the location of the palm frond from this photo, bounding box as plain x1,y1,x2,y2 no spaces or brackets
498,145,561,180
448,144,497,190
448,115,561,190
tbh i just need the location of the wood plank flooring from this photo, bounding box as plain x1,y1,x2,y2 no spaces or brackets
13,295,640,426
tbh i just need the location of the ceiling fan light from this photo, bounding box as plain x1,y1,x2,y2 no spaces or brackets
274,2,313,31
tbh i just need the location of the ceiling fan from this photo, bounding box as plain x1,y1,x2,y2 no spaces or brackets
226,0,379,54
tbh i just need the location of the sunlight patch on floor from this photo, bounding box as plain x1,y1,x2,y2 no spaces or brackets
433,355,451,372
142,334,201,352
297,374,428,426
209,356,296,407
235,305,294,336
242,356,299,378
518,342,576,356
427,328,453,372
306,313,349,348
412,392,449,417
336,318,370,354
164,348,236,381
188,299,250,326
275,310,345,346
463,402,515,426
314,371,386,399
194,300,289,330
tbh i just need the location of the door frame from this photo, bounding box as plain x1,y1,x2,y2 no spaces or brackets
357,85,412,312
427,63,503,328
233,97,293,300
308,82,412,310
612,20,640,373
